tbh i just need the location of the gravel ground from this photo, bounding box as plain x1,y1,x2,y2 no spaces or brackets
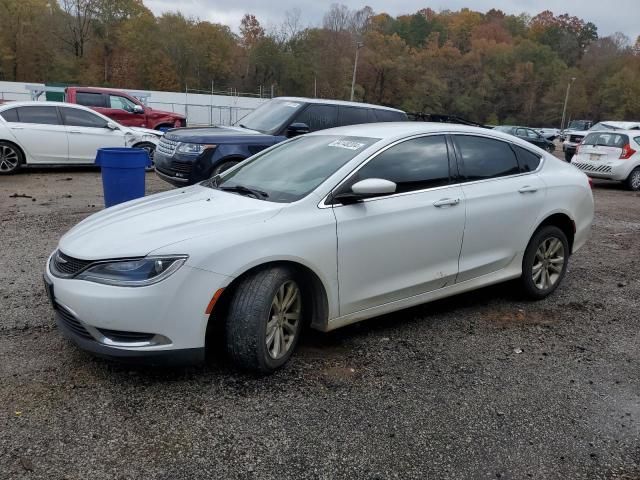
0,161,639,479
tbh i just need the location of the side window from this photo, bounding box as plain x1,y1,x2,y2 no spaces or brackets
15,106,60,125
346,135,450,194
374,109,406,122
109,95,136,112
60,107,108,128
526,129,539,139
454,135,520,180
0,108,19,122
339,107,369,126
293,105,338,131
515,128,528,137
75,92,106,108
513,145,542,172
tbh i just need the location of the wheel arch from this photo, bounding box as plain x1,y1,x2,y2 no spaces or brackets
533,212,575,253
205,260,330,347
0,139,27,164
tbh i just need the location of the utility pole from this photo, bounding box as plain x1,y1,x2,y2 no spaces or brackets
350,42,364,102
560,77,576,131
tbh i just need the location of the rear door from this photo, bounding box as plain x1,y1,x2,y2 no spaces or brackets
338,106,369,127
291,104,339,132
333,134,466,315
7,106,68,164
451,134,545,282
60,106,126,164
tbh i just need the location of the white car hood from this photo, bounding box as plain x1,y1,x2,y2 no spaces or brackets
127,126,163,137
58,186,282,260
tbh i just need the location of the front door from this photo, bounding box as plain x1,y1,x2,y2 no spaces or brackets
59,107,126,164
333,135,466,316
103,94,146,128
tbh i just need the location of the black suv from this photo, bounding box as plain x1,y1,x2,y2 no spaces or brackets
154,97,407,186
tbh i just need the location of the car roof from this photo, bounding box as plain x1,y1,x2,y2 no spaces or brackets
0,101,88,110
593,121,640,129
308,122,523,143
274,97,404,113
586,129,640,135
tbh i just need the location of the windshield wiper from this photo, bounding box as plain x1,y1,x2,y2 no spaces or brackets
201,175,221,189
220,184,269,199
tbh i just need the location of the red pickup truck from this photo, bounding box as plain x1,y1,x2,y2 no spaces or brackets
65,87,186,130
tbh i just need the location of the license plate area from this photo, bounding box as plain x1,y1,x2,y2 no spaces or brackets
590,154,600,161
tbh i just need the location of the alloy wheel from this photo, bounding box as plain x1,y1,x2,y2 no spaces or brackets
532,237,565,290
266,280,301,360
0,145,20,172
630,170,640,191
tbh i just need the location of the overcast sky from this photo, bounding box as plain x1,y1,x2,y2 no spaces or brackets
145,0,640,42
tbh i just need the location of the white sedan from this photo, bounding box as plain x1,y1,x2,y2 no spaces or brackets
0,101,161,174
45,123,594,372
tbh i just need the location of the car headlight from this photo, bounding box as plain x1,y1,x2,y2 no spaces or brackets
76,256,188,287
176,143,216,154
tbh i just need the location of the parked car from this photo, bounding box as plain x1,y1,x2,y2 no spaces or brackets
571,130,640,190
535,128,561,141
493,125,556,152
45,123,593,372
153,97,407,187
0,101,161,174
563,121,640,162
65,87,186,131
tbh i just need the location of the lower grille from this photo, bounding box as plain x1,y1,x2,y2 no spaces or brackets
170,161,193,174
97,328,154,343
56,304,94,340
573,162,612,173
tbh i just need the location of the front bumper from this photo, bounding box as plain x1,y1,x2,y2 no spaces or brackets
45,257,231,365
154,149,217,187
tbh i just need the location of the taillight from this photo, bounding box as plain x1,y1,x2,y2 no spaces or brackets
576,144,581,155
588,177,593,189
620,144,636,159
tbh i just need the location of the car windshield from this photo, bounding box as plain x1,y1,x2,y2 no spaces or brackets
235,99,305,134
568,121,589,130
204,135,380,203
589,122,616,131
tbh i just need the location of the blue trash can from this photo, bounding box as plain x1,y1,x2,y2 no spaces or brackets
95,148,151,208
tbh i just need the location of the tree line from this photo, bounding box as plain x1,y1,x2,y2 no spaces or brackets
1,0,639,126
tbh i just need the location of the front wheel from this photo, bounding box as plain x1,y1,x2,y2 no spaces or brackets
212,160,240,176
625,167,640,191
134,142,156,171
521,226,569,300
224,267,304,372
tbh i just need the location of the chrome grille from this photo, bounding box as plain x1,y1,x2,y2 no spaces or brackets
56,303,94,340
572,162,612,173
570,135,584,144
50,250,93,278
157,137,178,156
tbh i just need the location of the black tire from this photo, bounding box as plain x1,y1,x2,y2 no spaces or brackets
133,142,156,171
625,167,640,191
564,151,573,162
224,267,304,373
212,160,241,176
521,225,569,300
0,141,24,174
546,144,555,153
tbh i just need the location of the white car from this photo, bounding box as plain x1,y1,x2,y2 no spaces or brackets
562,121,640,162
0,101,161,174
571,130,640,190
44,123,594,372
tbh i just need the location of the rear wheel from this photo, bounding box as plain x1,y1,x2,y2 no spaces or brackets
521,226,569,299
0,142,23,174
625,167,640,191
564,151,573,162
224,267,304,372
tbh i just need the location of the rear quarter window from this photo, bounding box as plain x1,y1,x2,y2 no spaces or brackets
0,108,18,122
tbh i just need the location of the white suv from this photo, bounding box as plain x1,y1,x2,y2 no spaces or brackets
571,130,640,190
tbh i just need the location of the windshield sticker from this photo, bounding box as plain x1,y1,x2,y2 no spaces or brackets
328,140,366,150
284,102,300,108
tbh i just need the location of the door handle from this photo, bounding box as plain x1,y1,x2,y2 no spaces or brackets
518,186,538,194
10,126,24,130
433,198,460,207
69,130,82,134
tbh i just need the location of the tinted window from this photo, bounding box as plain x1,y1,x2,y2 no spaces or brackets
347,135,450,194
513,145,541,172
60,107,108,128
374,109,407,122
582,132,628,148
0,108,18,122
294,104,338,131
236,99,303,134
109,95,137,112
526,129,539,139
76,92,106,107
455,135,520,180
339,107,369,126
16,106,60,125
515,128,528,137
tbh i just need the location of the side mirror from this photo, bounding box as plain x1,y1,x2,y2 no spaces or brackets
334,178,397,204
106,121,119,130
286,122,310,138
133,105,144,114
